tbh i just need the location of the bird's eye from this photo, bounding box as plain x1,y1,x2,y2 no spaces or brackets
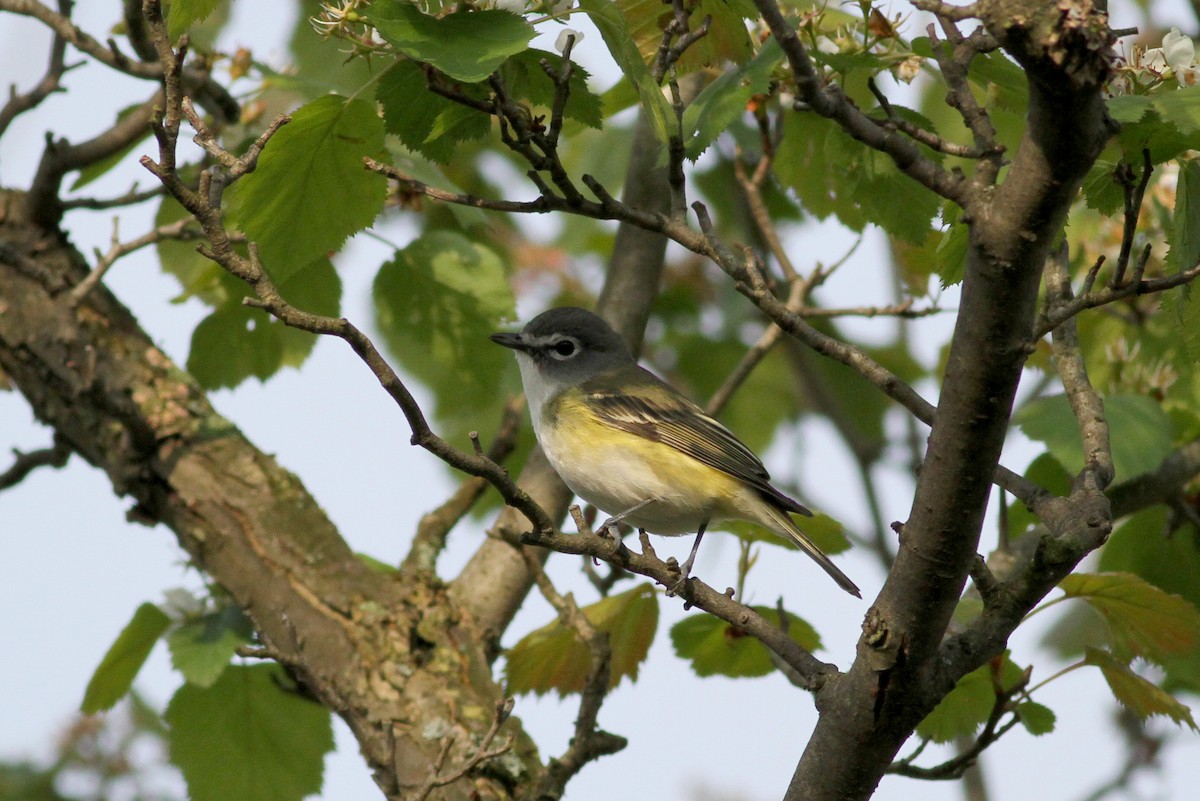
551,339,577,358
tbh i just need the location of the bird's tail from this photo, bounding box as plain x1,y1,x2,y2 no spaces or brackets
761,503,862,598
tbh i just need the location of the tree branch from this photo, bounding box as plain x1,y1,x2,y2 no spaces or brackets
752,0,969,206
0,0,73,138
0,435,71,491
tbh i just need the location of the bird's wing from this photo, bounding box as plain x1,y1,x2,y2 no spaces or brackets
580,367,812,516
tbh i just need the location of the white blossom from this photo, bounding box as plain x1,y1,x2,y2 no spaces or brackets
555,28,584,53
1141,27,1198,84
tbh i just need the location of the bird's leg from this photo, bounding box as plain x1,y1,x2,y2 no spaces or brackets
667,522,707,596
598,498,655,539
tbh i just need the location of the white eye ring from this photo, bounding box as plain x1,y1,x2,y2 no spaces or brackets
549,338,579,359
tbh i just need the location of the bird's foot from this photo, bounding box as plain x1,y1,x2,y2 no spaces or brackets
664,555,695,597
597,516,624,541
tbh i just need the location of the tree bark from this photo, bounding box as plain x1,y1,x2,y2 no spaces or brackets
0,189,540,800
783,3,1115,798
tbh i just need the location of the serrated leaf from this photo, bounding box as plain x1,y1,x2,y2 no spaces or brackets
1084,647,1198,729
1014,394,1173,480
1166,284,1200,364
670,605,820,678
916,654,1024,743
916,663,993,743
369,2,535,83
682,38,782,160
376,60,491,163
227,95,386,281
775,110,938,244
166,664,335,801
1081,160,1127,216
1015,701,1056,736
187,305,283,390
1151,84,1200,136
1106,94,1153,124
505,584,659,696
578,0,673,144
82,603,170,714
168,0,221,40
1059,572,1200,664
373,230,515,428
168,606,255,689
501,49,603,130
1171,157,1200,271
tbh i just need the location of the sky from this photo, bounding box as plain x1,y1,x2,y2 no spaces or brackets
1,3,1198,801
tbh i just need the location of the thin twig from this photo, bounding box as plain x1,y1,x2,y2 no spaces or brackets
518,547,625,799
61,185,163,210
70,217,198,304
1044,244,1114,490
1112,150,1153,287
402,397,525,574
0,0,74,138
0,436,71,491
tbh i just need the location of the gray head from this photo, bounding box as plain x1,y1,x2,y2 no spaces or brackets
491,307,635,409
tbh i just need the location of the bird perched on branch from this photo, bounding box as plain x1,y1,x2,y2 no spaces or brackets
491,306,860,598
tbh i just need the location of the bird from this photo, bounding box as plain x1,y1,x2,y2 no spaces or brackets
490,306,861,598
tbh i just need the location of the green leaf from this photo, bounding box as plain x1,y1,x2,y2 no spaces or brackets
188,305,283,389
505,584,659,696
166,664,335,801
1081,160,1127,216
168,606,255,689
1171,156,1200,271
376,59,492,163
916,664,993,743
578,0,673,144
1106,94,1153,125
1084,647,1198,729
916,654,1024,743
1015,701,1056,736
82,603,171,714
1166,284,1200,364
274,257,341,368
500,49,603,130
372,230,515,430
775,110,939,244
227,95,386,281
1014,394,1173,480
369,2,535,83
670,605,820,678
1151,85,1200,136
1059,572,1200,664
682,38,782,160
168,0,221,40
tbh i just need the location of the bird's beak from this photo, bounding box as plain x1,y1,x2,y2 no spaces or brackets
490,331,530,352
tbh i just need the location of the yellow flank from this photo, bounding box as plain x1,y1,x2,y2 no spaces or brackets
540,390,751,535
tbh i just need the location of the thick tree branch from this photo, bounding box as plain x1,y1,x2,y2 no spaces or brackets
0,187,542,800
778,2,1115,799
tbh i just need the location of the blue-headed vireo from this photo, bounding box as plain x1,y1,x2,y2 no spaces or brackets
491,306,861,598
